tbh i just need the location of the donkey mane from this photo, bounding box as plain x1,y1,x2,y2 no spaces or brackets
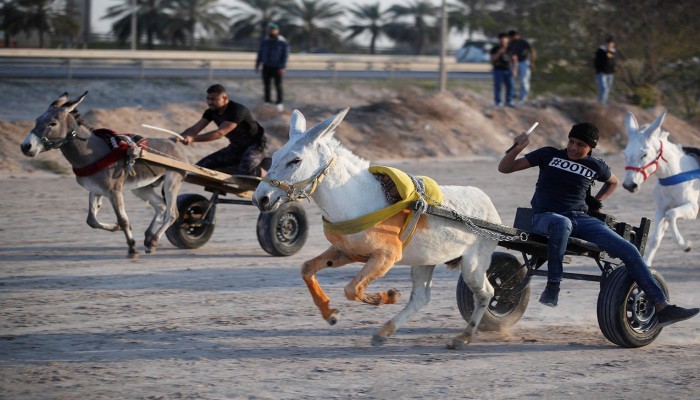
70,109,95,132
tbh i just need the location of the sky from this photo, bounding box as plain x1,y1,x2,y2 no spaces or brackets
90,0,467,49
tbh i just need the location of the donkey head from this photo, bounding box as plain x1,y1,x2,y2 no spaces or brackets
21,91,88,157
622,110,669,192
253,108,350,211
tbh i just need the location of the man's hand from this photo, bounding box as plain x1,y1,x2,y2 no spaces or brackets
177,135,194,145
280,68,286,75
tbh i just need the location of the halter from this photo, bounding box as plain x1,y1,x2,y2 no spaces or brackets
624,140,667,181
262,154,337,202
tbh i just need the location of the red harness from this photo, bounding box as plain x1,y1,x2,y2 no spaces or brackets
624,140,667,181
72,129,148,177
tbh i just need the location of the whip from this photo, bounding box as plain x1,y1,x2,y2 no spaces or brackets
505,122,539,153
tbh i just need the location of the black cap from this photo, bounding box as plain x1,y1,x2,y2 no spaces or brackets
508,30,519,37
568,123,599,148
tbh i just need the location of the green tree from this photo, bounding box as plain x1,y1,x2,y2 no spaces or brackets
448,0,494,41
17,0,55,47
102,0,171,49
281,0,344,52
386,0,439,55
229,0,290,44
346,2,390,54
164,0,228,49
0,0,25,47
52,0,81,48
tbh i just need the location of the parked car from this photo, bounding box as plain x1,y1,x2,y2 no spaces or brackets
455,40,492,63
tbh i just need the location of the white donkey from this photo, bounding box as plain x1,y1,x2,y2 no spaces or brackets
253,108,501,349
622,110,700,265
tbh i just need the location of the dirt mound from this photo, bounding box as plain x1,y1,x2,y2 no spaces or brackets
2,79,699,175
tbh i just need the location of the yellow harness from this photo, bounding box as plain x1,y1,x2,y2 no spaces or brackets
322,166,443,247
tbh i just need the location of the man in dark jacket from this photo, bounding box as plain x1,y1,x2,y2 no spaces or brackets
593,36,617,105
256,23,290,111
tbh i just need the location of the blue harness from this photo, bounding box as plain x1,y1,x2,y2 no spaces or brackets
658,169,700,186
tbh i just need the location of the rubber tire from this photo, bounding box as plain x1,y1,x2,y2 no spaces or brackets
165,194,215,249
597,266,669,348
256,202,308,257
456,252,530,331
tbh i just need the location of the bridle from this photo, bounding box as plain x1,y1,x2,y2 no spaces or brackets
624,140,666,181
262,154,337,202
38,115,87,150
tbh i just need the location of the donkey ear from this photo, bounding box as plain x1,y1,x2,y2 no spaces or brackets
302,107,350,144
625,111,639,136
645,110,667,138
64,91,88,113
51,92,70,108
289,109,307,138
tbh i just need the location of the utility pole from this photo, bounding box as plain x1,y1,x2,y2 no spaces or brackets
130,0,137,50
438,0,447,92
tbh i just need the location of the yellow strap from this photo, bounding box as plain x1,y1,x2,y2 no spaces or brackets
322,195,417,235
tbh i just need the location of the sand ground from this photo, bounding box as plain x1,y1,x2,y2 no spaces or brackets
1,153,699,400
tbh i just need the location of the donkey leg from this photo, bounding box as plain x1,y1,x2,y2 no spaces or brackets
108,190,138,258
344,249,403,306
131,186,165,253
666,203,697,252
372,265,436,346
152,172,184,248
448,240,495,350
643,210,669,266
301,247,355,325
86,192,120,231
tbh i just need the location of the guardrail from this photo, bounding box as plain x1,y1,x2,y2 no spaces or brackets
0,49,491,80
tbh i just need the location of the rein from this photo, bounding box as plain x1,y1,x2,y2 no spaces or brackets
262,155,337,202
625,140,666,181
40,128,86,150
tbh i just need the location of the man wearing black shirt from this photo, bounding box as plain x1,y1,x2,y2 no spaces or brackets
179,84,268,176
490,32,515,107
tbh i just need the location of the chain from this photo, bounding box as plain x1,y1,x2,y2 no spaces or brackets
452,210,528,242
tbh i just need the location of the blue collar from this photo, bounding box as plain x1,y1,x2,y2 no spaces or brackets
658,169,700,186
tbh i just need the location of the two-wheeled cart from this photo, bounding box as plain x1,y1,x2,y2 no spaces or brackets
137,150,308,256
414,202,661,348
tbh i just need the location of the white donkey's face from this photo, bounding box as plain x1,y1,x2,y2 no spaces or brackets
253,108,349,211
622,110,668,192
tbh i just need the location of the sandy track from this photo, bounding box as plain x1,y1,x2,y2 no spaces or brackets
1,156,699,399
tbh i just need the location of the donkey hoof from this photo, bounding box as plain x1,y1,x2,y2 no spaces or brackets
683,244,692,253
387,288,402,303
326,310,339,325
446,338,466,350
371,333,388,346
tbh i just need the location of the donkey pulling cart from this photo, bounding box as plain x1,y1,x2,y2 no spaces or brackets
448,205,659,348
136,149,309,257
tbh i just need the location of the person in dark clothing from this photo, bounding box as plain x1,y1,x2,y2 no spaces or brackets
256,22,289,111
498,122,699,327
507,30,536,103
178,84,268,177
593,35,617,105
490,32,516,107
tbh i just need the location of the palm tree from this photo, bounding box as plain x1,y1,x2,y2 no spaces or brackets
1,0,25,47
229,0,290,44
449,0,494,41
281,0,344,53
387,0,439,55
17,0,55,48
102,0,170,49
346,1,390,54
163,0,228,49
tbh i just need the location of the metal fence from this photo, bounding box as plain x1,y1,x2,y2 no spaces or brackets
0,49,491,80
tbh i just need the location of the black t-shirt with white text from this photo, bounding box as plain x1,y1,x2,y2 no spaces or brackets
524,147,611,214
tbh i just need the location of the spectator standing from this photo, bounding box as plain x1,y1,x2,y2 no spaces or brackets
490,32,516,107
508,30,536,104
256,23,289,111
593,36,617,105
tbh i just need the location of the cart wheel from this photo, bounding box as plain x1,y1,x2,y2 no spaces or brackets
456,252,530,331
256,202,308,256
165,194,215,249
597,266,669,348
